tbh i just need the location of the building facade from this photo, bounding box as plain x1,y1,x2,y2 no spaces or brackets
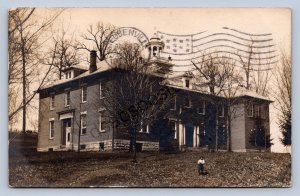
37,36,272,152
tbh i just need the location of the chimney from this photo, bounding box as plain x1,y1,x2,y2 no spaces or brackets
89,50,97,73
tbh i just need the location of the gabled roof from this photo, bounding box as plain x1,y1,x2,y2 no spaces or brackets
39,60,112,91
233,89,273,102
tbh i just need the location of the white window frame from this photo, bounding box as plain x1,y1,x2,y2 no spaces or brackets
185,79,190,88
49,119,55,139
255,104,260,117
197,100,205,115
247,104,254,117
261,105,266,119
218,104,225,117
81,86,87,103
65,91,70,107
99,112,106,132
139,121,149,133
170,96,176,110
50,95,55,110
80,113,87,135
99,82,105,99
169,120,177,139
184,97,192,108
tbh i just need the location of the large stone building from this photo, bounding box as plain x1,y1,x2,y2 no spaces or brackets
37,35,272,152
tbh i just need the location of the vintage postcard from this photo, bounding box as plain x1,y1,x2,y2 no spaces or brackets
8,8,291,187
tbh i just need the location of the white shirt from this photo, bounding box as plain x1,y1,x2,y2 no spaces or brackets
197,159,205,164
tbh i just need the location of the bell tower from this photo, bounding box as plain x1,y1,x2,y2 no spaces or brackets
145,33,165,60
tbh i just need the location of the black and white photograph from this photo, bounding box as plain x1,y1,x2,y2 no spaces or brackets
8,8,291,187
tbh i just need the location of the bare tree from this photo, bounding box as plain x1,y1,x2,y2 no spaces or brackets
192,52,231,151
47,27,81,80
236,37,274,96
8,8,63,137
273,51,291,146
219,57,244,152
102,42,174,161
252,57,272,97
79,22,116,61
237,38,256,90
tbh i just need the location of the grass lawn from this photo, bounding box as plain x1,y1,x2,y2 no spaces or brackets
9,149,291,187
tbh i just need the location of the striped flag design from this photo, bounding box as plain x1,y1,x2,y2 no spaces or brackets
157,27,278,73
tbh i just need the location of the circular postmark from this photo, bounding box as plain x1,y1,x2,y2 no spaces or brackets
105,27,149,66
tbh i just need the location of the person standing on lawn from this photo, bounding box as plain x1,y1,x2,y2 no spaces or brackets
197,157,205,175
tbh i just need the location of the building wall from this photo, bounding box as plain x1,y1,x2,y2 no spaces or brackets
37,95,61,151
37,79,114,152
230,103,246,152
244,103,271,151
37,69,271,152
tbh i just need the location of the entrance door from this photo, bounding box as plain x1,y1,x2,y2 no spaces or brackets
66,127,71,147
62,118,72,146
185,122,194,147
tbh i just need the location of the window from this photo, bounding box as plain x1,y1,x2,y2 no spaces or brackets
81,86,87,103
49,120,54,139
65,91,70,107
169,120,177,139
81,114,87,135
184,97,191,108
153,46,157,56
99,112,106,132
99,82,104,99
170,96,176,110
80,144,86,150
261,105,266,119
218,104,224,117
65,71,72,79
254,104,260,118
247,104,254,117
140,121,149,133
185,79,190,88
67,132,70,142
50,95,55,110
198,100,205,114
99,143,105,151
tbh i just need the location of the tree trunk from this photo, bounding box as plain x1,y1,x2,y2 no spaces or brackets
227,105,232,152
78,103,82,153
21,37,26,141
133,128,137,162
215,106,218,151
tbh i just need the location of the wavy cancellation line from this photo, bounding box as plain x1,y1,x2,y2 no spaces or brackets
158,27,276,73
192,33,273,43
157,30,207,37
161,45,276,56
192,39,274,49
170,56,278,67
222,27,272,37
171,61,274,72
165,51,277,62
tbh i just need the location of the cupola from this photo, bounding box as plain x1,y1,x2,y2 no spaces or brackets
145,33,165,60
